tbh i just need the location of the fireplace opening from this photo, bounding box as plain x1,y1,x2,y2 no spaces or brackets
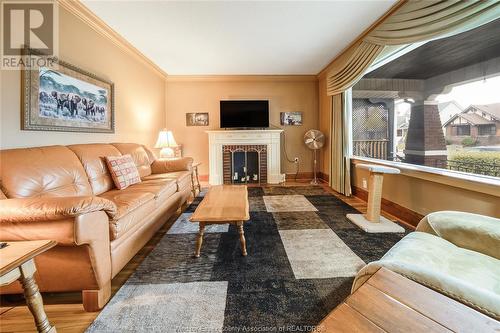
232,151,260,184
223,145,267,185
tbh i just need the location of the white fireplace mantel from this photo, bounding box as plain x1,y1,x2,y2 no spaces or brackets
206,129,285,185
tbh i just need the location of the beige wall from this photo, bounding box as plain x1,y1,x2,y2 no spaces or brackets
165,77,319,177
352,163,500,218
0,7,166,150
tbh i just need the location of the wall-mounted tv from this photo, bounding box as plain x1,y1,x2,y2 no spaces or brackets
220,100,269,128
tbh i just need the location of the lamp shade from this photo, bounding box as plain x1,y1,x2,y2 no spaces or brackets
155,130,178,148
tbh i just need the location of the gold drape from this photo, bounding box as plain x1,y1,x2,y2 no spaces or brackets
367,0,500,45
326,0,500,96
329,93,351,196
326,41,384,97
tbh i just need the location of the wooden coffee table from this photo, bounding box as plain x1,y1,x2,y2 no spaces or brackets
190,185,250,257
0,240,57,333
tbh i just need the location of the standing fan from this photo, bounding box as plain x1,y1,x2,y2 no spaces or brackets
304,129,325,185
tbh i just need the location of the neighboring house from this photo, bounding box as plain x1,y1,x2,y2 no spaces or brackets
443,103,500,145
438,101,463,125
396,122,408,143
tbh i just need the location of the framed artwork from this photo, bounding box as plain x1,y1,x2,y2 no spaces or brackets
22,49,115,133
186,112,209,126
280,112,303,126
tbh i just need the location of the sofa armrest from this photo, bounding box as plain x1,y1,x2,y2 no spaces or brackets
0,196,117,223
416,211,500,260
151,157,194,173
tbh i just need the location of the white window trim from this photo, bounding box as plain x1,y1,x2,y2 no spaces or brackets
350,156,500,197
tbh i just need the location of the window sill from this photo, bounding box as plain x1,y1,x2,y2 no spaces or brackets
350,156,500,197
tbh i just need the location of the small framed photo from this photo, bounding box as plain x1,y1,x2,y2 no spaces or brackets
280,112,302,126
186,113,209,126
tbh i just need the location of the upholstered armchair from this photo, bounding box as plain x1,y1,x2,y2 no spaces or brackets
352,211,500,320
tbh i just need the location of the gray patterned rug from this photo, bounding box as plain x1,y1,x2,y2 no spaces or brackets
87,186,406,332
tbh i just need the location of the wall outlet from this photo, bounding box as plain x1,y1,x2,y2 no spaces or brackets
362,178,368,189
294,157,299,163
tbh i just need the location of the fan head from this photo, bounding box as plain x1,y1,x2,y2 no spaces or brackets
304,129,325,150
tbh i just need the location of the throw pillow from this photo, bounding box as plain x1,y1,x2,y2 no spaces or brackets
105,154,141,190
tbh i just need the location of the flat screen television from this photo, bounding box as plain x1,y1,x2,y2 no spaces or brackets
220,100,269,128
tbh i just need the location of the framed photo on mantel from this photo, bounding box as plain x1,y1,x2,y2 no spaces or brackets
22,49,115,133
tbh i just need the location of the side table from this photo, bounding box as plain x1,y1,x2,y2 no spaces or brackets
0,240,57,333
191,162,202,197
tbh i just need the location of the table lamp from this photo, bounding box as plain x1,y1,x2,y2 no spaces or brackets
155,129,178,159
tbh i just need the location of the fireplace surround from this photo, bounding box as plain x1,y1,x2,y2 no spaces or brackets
207,129,285,185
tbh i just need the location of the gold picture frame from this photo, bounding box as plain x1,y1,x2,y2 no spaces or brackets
22,49,115,133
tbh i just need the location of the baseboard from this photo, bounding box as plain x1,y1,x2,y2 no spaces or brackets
319,172,329,183
285,172,312,180
352,186,423,229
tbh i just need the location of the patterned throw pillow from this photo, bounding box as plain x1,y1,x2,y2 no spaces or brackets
105,154,141,190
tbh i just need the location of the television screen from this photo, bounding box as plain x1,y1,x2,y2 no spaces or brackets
220,100,269,128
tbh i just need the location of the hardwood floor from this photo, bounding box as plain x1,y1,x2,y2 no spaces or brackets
0,182,411,333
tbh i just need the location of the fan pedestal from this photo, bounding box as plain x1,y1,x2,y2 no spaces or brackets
304,129,324,185
347,164,404,233
311,149,319,185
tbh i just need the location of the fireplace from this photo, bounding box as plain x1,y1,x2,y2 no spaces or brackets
206,129,285,185
223,145,267,184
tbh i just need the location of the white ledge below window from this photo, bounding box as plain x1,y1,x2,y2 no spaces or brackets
350,156,500,197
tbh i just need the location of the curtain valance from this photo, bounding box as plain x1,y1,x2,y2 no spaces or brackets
367,0,500,45
326,0,500,96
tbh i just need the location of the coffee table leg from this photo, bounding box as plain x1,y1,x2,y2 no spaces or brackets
19,260,56,333
236,221,247,256
194,222,205,258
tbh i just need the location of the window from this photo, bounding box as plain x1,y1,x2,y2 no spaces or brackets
350,18,500,178
456,125,470,136
478,124,496,136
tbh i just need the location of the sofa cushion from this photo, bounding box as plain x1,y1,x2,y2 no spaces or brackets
417,211,500,260
0,146,92,198
353,232,500,320
111,143,152,178
68,144,121,195
143,171,192,191
99,189,154,220
129,179,177,199
99,188,155,240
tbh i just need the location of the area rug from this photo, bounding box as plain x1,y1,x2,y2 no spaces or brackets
87,186,407,333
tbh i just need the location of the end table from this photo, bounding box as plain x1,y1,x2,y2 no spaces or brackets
191,162,202,197
0,240,57,333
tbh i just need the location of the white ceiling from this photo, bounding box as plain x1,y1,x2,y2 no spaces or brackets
83,1,396,75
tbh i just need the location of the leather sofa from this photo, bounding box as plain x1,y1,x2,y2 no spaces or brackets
0,143,193,311
352,211,500,320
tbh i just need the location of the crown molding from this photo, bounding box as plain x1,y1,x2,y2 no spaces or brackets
317,0,407,80
166,75,318,83
58,0,167,79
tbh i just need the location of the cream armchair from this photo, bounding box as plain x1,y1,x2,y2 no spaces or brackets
352,211,500,320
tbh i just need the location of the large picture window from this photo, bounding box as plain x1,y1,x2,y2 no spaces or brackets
351,19,500,178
